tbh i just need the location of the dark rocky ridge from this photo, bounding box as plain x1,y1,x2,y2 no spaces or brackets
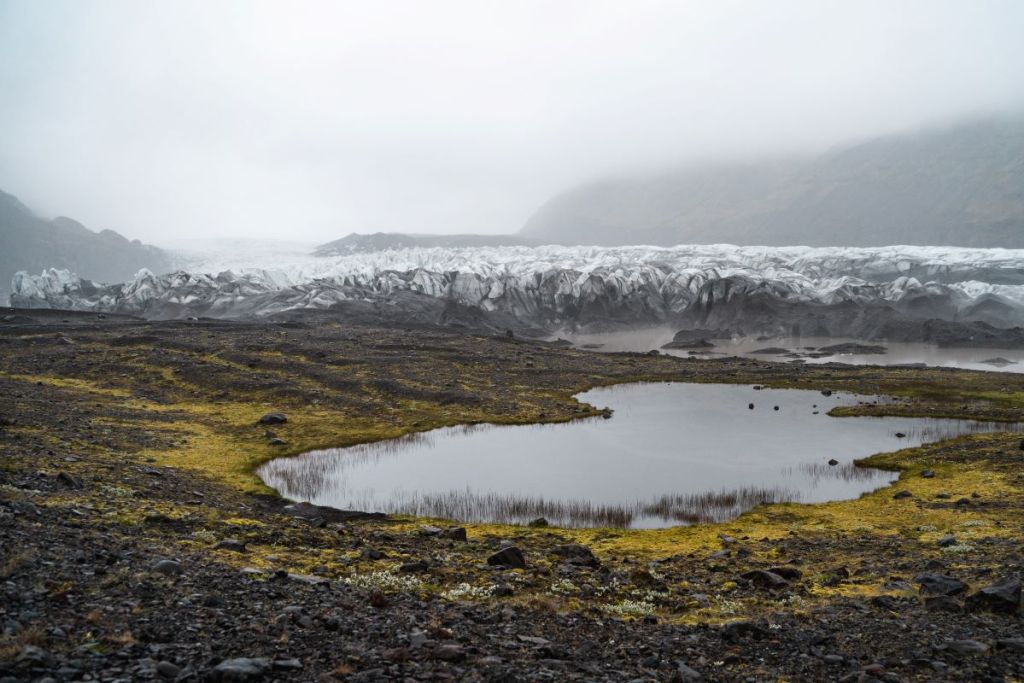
0,188,172,304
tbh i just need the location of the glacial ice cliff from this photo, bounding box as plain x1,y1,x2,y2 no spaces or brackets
10,244,1024,336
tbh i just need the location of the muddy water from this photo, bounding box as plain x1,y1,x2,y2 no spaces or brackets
259,383,1022,529
562,327,1024,373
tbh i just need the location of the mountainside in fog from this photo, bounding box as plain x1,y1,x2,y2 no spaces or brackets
523,117,1024,248
314,232,538,256
0,189,172,303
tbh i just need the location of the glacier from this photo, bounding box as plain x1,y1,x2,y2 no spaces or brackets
10,244,1024,339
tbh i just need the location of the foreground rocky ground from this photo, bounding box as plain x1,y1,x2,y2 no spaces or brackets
1,309,1022,681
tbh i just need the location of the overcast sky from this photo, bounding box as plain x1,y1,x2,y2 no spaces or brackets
1,0,1022,244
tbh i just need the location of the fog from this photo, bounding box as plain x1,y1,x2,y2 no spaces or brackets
1,0,1022,243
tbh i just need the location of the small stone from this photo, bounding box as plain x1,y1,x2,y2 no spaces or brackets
740,570,788,589
892,490,913,500
213,657,271,680
721,620,765,642
443,527,468,542
361,548,385,560
399,560,429,573
937,534,957,548
214,539,248,553
674,661,704,681
827,459,839,466
748,403,754,410
156,661,181,679
945,640,988,656
921,469,935,478
272,659,303,671
487,546,526,569
924,596,962,612
433,644,465,662
56,471,84,489
895,432,907,438
493,584,514,597
257,412,287,425
996,638,1024,653
151,559,183,575
527,517,549,527
267,438,287,446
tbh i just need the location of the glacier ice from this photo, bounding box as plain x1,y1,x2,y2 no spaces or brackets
10,244,1024,334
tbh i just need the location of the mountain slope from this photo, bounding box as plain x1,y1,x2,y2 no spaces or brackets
522,117,1024,248
0,189,172,303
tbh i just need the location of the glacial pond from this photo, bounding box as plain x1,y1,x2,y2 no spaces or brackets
258,383,1023,529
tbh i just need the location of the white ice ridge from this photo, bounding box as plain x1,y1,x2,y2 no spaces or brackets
11,243,1024,325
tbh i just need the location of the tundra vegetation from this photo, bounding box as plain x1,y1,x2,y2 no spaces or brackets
1,311,1022,681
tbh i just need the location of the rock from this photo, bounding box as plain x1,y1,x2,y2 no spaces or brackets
945,640,989,656
56,471,84,489
493,584,514,597
937,534,957,548
257,412,287,425
553,543,600,568
921,469,935,478
965,577,1021,613
213,657,271,680
267,438,287,446
721,620,765,642
272,659,303,671
156,661,181,679
869,595,899,610
433,644,465,662
528,517,549,527
740,570,789,589
924,596,962,612
420,525,443,536
766,566,802,581
748,403,754,410
152,559,183,575
361,547,385,560
914,572,967,596
399,560,429,573
892,490,913,500
487,546,526,569
443,527,468,541
15,646,56,669
996,638,1024,653
979,357,1016,367
818,343,887,355
895,432,906,438
673,661,704,681
827,459,839,466
214,539,248,553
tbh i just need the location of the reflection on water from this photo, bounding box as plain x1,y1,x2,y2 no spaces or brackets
258,383,1023,529
560,327,1024,374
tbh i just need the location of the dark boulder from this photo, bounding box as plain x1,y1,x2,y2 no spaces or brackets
258,412,287,425
487,546,526,569
965,577,1021,614
914,572,967,596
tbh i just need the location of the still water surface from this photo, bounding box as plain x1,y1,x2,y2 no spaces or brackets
562,327,1024,373
259,383,1022,529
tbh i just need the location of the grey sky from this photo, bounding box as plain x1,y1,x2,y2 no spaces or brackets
1,0,1022,244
